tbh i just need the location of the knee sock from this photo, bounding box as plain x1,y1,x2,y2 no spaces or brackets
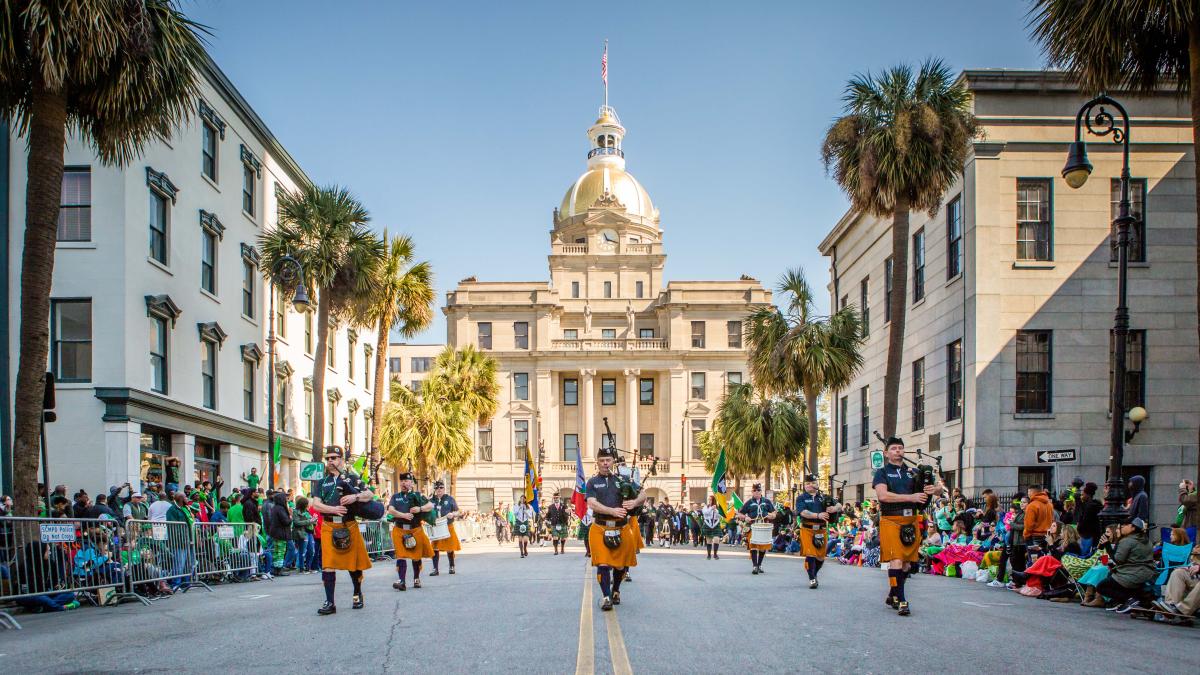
805,558,814,579
447,551,456,567
413,561,422,579
597,566,613,598
397,559,407,582
887,569,900,598
322,571,336,604
713,543,719,555
896,570,907,601
349,570,363,596
612,568,626,593
432,551,440,571
706,544,712,556
813,559,824,578
584,539,591,555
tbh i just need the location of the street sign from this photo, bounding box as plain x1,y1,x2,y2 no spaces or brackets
1037,449,1077,464
870,450,884,470
300,461,325,481
39,523,75,543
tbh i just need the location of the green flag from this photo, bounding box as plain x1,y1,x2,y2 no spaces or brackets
272,436,281,464
710,449,726,494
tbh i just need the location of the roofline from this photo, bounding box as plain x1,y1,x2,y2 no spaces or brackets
818,206,862,255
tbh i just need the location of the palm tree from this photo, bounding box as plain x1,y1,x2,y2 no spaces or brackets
426,345,499,495
1027,0,1200,490
259,184,383,460
363,234,434,481
714,383,807,486
0,1,207,515
821,60,978,438
745,269,864,473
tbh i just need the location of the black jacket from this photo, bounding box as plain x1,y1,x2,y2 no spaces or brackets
1076,497,1103,539
265,495,292,540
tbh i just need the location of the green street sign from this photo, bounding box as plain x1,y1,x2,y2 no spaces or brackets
300,461,325,481
870,450,884,470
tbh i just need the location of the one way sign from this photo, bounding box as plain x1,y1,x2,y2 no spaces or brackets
1037,449,1076,464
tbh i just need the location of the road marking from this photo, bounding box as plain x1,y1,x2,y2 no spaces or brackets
604,589,633,675
962,601,1013,607
241,594,270,600
575,565,594,675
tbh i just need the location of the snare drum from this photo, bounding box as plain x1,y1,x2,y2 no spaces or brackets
429,517,451,542
750,522,774,546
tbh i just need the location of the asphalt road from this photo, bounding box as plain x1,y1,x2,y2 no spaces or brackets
2,540,1197,674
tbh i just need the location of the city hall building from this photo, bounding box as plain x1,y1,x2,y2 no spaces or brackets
444,105,771,513
1,56,378,496
820,70,1198,526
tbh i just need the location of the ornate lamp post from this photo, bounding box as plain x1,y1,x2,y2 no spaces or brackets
267,255,310,490
1061,95,1142,528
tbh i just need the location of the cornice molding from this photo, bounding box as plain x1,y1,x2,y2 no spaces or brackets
146,167,179,202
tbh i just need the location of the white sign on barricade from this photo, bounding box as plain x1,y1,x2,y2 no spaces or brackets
39,522,75,543
217,525,235,539
151,523,169,541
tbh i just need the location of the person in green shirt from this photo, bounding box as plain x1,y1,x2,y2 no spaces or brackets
242,468,262,490
165,493,194,590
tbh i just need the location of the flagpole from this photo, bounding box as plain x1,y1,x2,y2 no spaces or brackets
603,40,608,109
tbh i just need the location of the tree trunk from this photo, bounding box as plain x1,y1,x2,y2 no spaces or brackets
1190,18,1200,498
804,385,819,476
369,315,390,483
12,85,67,516
882,198,911,438
309,294,332,460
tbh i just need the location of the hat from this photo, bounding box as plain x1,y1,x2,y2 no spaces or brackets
433,480,445,489
131,492,143,498
752,483,762,491
884,436,904,448
804,474,819,483
597,447,617,459
398,472,415,482
323,446,345,459
1129,517,1146,531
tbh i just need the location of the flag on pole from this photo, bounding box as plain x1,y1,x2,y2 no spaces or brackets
351,454,369,484
272,437,281,483
572,450,588,517
601,42,608,85
523,446,540,514
710,448,740,521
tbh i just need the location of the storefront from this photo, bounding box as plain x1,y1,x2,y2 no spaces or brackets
139,427,170,491
195,440,221,486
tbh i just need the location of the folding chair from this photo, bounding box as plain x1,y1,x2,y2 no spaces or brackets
1155,542,1194,587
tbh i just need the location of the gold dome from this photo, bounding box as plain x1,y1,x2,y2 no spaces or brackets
559,166,656,220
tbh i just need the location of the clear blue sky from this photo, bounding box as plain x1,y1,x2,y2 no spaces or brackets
185,0,1045,342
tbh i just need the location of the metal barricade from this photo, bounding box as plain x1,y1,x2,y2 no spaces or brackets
0,516,142,629
194,521,262,583
360,520,394,558
123,519,212,600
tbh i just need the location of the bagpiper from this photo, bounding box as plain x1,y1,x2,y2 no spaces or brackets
388,472,434,591
794,474,841,589
429,480,460,576
586,447,648,611
545,495,571,555
873,437,943,616
311,446,374,615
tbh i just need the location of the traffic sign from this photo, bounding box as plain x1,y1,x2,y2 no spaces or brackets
1037,449,1076,464
300,461,325,481
870,450,884,470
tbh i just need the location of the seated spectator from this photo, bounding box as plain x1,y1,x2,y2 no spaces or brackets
1084,518,1156,612
1153,540,1200,620
1168,527,1190,546
1046,522,1082,559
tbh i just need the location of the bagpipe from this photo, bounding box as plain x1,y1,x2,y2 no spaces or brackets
336,470,385,521
873,431,941,497
602,417,645,519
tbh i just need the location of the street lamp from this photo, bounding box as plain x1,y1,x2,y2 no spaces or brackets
1061,94,1136,529
267,254,309,490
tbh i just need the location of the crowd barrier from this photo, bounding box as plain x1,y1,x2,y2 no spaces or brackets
193,521,262,584
360,520,394,558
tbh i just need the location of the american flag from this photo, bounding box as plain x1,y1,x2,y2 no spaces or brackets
601,43,608,85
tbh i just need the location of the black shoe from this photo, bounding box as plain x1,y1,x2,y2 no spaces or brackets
449,567,456,575
714,554,719,560
317,602,336,615
810,579,818,589
601,596,613,611
352,594,364,609
897,601,911,616
413,579,422,589
612,591,621,605
430,569,440,577
707,553,712,560
885,595,897,609
393,581,406,591
752,567,759,575
758,567,765,574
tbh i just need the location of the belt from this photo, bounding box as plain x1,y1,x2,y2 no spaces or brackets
595,518,624,528
883,510,916,518
393,523,423,530
799,521,827,530
323,516,357,524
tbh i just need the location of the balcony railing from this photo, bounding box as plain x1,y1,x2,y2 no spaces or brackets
587,147,624,159
546,458,667,474
550,338,668,351
560,244,588,254
624,243,652,254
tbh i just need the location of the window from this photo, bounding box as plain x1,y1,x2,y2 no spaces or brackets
1110,329,1146,409
276,375,287,432
691,321,706,348
364,348,371,389
636,280,644,298
947,340,963,421
840,295,848,311
347,336,355,379
327,339,335,368
563,329,578,340
601,379,616,405
691,372,706,400
243,359,256,421
328,400,336,444
839,396,848,453
639,434,655,458
571,281,580,298
564,434,580,462
202,123,218,181
514,321,531,349
410,380,423,393
149,190,169,264
150,316,168,394
275,288,286,338
201,229,217,294
411,357,432,373
690,419,706,460
242,260,256,318
201,340,217,409
884,258,893,323
859,386,870,446
726,371,742,393
514,372,529,400
477,426,493,461
727,320,742,348
514,420,529,454
476,488,495,513
947,195,963,279
601,328,616,339
639,328,655,339
860,278,869,337
1016,330,1052,414
564,378,578,405
1111,178,1147,263
242,164,256,216
912,357,925,431
305,313,313,354
478,322,492,349
603,281,612,298
57,167,91,242
51,299,91,383
639,377,654,405
389,357,402,373
1018,466,1054,495
304,386,313,439
1016,179,1052,261
912,230,925,302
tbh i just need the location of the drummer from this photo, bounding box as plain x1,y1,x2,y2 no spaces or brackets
578,507,594,557
429,480,461,576
587,446,648,611
701,495,725,560
512,498,535,558
795,474,841,589
388,472,433,591
545,495,570,555
737,483,777,575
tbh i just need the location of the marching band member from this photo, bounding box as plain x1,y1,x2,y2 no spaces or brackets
587,447,648,611
311,446,373,615
738,483,777,575
388,472,434,591
513,498,535,558
874,436,943,616
578,507,594,557
545,495,570,555
701,496,724,560
429,480,460,576
795,474,841,589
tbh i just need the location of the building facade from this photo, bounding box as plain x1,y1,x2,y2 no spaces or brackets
820,70,1198,526
387,342,444,393
2,56,377,495
444,105,771,514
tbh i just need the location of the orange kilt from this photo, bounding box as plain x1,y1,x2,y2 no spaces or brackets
631,516,644,551
432,522,461,552
588,522,638,568
879,514,921,562
320,520,371,571
392,524,434,560
798,524,828,560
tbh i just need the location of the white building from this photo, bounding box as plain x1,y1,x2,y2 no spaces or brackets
1,56,377,495
387,342,444,393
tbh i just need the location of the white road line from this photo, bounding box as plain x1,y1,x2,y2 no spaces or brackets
575,564,594,675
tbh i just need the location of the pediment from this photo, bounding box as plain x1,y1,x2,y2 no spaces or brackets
686,403,711,416
584,209,634,227
509,402,537,415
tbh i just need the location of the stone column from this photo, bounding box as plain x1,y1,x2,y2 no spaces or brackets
581,368,596,459
669,369,687,467
219,444,237,498
104,421,142,492
624,368,640,454
536,369,555,463
171,433,196,490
